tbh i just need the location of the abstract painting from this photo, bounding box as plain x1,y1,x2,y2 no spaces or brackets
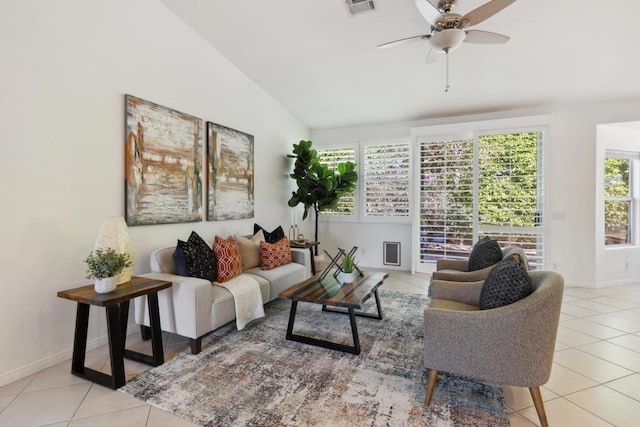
124,95,203,226
206,122,254,221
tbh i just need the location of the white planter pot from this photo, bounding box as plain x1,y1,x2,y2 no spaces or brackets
338,271,359,284
94,276,118,294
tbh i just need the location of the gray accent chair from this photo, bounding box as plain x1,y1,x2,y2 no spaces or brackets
423,270,564,427
431,246,530,282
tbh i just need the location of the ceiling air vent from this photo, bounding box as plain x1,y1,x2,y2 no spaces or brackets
345,0,376,16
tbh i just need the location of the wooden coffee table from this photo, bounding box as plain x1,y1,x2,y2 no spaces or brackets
279,270,388,355
57,276,171,389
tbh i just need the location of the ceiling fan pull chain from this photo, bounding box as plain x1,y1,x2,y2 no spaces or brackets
445,48,450,92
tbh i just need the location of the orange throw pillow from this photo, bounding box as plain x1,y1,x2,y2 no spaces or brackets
213,236,243,282
260,237,292,270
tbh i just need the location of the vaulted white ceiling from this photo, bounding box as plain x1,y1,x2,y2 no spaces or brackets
160,0,640,129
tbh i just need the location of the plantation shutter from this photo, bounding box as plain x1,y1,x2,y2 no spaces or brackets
363,142,411,219
317,146,357,216
477,131,545,268
419,137,474,261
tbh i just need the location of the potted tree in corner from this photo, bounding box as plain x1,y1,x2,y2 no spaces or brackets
85,248,133,293
287,140,358,255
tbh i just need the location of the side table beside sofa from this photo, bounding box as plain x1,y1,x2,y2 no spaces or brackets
57,276,171,389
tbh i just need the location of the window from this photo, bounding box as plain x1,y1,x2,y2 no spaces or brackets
477,131,544,267
604,150,638,246
419,137,474,260
362,142,411,220
317,145,357,216
418,129,545,270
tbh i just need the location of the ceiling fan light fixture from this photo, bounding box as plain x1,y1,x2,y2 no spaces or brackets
428,28,466,52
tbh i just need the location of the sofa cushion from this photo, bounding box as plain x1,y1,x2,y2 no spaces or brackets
468,236,502,271
254,223,285,244
173,231,217,282
213,236,243,283
479,256,532,310
245,261,306,301
260,237,292,270
235,230,264,270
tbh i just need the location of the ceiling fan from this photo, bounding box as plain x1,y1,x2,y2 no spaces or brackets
379,0,516,91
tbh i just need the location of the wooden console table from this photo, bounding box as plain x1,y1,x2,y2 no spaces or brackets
57,276,171,389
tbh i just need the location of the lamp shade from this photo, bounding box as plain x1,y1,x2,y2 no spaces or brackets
94,216,134,284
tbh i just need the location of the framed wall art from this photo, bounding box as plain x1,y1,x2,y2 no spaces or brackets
124,95,203,226
206,122,254,221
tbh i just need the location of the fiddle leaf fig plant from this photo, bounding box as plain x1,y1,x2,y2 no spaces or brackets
287,140,358,254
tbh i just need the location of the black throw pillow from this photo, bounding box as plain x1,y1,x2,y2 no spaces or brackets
173,240,189,276
173,231,217,281
468,236,502,271
254,223,285,244
479,256,532,310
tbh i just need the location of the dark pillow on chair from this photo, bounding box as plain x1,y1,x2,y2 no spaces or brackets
172,231,217,281
254,223,285,244
479,256,532,310
468,236,502,271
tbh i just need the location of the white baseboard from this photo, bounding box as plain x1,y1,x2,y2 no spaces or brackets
564,277,640,289
0,323,140,388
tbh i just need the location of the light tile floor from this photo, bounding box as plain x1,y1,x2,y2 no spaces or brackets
1,271,640,426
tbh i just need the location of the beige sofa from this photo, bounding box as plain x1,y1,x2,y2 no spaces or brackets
134,246,310,354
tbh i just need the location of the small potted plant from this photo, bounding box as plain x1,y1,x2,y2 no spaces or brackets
338,254,359,284
85,248,133,293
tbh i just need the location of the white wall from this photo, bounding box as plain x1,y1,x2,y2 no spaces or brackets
311,98,640,288
0,0,308,385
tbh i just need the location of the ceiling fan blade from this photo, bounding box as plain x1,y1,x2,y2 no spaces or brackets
414,0,442,27
426,48,440,63
464,30,510,44
461,0,516,27
378,34,428,49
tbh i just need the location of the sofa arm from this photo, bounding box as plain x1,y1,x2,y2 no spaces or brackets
291,247,311,278
134,272,213,340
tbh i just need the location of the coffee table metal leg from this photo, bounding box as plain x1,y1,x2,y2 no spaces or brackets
286,301,361,355
286,300,298,340
348,308,361,355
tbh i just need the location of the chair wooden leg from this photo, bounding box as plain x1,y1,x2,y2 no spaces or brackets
424,369,439,406
529,386,548,427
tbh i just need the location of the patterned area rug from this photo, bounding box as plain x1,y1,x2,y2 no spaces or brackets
121,290,509,426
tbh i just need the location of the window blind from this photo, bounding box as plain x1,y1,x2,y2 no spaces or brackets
363,142,410,218
477,132,544,268
317,146,357,216
419,138,474,261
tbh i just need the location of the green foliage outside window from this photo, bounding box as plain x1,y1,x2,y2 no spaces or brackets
604,157,631,245
478,132,539,227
